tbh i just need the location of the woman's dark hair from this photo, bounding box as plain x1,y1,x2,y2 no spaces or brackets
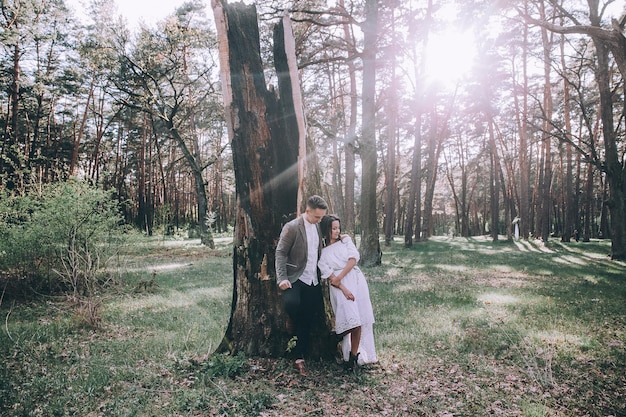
320,215,341,247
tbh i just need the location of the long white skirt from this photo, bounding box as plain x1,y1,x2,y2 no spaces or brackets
340,322,378,365
329,268,377,365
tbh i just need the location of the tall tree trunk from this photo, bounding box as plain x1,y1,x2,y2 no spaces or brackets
488,117,499,241
359,0,381,266
383,116,397,245
517,0,531,240
340,0,357,236
600,177,611,239
533,132,544,239
344,135,356,236
420,138,436,239
1,43,23,190
560,30,574,242
499,159,512,241
460,158,470,237
168,123,214,248
324,62,344,219
405,0,433,246
497,126,517,240
383,104,397,246
212,0,334,357
539,0,553,242
70,79,94,176
589,23,626,258
583,160,594,242
574,146,582,235
405,109,423,246
443,141,466,238
138,115,149,234
383,6,397,246
421,105,444,240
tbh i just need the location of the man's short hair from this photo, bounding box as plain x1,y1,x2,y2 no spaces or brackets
307,195,328,210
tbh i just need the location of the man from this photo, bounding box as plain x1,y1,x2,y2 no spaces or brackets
275,195,328,376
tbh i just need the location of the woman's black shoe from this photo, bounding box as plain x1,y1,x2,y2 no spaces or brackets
346,352,360,373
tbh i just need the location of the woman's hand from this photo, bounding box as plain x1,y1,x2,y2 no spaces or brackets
340,286,355,301
330,274,342,287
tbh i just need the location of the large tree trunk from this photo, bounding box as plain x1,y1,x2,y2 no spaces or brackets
167,122,214,248
488,118,500,241
137,115,152,235
383,5,398,247
560,30,575,243
421,105,444,240
405,0,433,246
338,0,357,237
383,94,397,246
405,109,423,246
539,0,554,242
443,139,466,238
212,0,335,357
593,35,626,259
359,0,382,266
583,159,594,242
516,0,531,241
70,79,94,176
0,43,23,191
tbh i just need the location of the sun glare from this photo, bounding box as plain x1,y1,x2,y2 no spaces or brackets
423,29,477,89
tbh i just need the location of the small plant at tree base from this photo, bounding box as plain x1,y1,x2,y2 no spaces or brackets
200,352,248,378
286,335,298,353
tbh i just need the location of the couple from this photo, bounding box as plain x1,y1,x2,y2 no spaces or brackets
276,195,377,376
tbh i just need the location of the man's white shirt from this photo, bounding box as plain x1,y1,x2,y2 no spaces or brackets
300,217,319,286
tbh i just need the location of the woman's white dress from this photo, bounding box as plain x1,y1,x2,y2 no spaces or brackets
318,236,377,365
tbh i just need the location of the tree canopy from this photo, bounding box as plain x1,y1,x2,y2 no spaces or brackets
0,0,625,259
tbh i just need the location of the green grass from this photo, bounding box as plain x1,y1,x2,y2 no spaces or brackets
0,235,233,416
1,234,625,416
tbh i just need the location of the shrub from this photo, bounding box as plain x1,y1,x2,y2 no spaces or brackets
0,180,124,297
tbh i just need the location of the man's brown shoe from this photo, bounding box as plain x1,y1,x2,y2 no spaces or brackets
294,359,308,377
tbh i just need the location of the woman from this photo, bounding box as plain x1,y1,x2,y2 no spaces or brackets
318,215,377,370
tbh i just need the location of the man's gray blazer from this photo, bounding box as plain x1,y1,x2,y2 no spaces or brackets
275,216,323,284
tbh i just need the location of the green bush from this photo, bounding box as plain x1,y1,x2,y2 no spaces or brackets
0,180,124,296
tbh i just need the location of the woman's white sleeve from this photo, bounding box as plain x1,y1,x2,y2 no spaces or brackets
344,237,360,262
318,255,332,279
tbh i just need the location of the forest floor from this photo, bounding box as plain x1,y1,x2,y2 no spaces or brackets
1,234,625,416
